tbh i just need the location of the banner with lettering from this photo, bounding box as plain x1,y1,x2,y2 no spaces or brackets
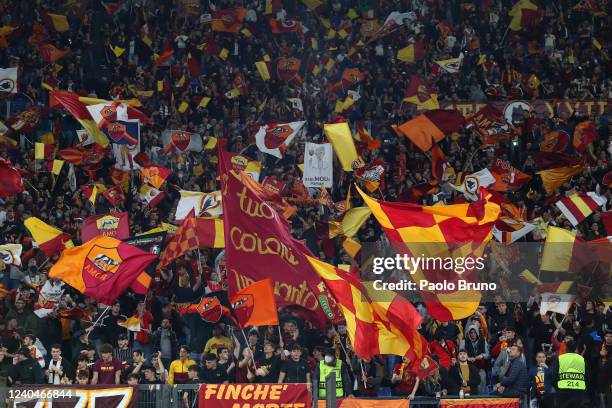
11,385,137,407
219,150,338,326
440,398,520,408
199,383,311,408
441,99,608,122
317,399,408,407
81,212,130,242
303,143,333,188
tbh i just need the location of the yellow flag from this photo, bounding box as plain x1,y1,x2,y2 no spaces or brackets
341,207,372,237
51,159,64,175
346,8,358,19
199,97,211,108
323,122,364,171
241,28,252,37
110,45,126,57
48,13,69,32
338,29,348,39
541,226,576,272
204,136,217,149
255,61,271,80
35,143,46,160
178,101,189,113
157,80,164,92
537,165,583,194
219,48,229,60
177,75,186,87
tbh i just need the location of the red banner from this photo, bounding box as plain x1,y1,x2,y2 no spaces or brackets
11,385,137,407
81,212,130,242
219,150,337,326
199,383,311,407
440,398,520,408
441,99,608,120
317,399,409,407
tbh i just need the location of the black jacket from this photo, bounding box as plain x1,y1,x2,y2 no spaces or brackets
9,358,44,385
448,363,481,395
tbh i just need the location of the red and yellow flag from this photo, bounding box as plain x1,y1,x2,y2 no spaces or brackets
211,8,246,32
398,110,464,152
358,186,500,321
157,210,199,269
307,257,427,363
230,278,279,327
141,164,171,189
49,236,157,304
24,217,74,256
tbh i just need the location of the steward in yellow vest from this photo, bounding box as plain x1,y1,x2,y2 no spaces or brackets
313,348,353,399
555,341,587,408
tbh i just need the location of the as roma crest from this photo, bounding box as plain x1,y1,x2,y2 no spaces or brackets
264,124,292,149
99,104,118,121
232,294,254,324
171,131,192,152
196,296,222,323
84,245,123,288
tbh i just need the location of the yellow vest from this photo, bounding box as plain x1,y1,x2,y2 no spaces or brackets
318,359,343,398
557,352,586,390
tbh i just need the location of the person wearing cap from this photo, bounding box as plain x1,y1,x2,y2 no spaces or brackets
279,344,311,392
201,352,229,384
448,349,480,395
8,347,44,385
313,348,353,400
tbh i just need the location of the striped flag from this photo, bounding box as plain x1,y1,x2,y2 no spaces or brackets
541,226,593,273
358,186,500,321
24,217,74,256
555,192,606,226
195,218,225,248
493,217,536,244
307,256,428,364
51,91,108,147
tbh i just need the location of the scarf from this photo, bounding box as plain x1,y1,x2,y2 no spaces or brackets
48,358,63,385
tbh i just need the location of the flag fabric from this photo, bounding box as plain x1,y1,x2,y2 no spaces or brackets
255,61,272,80
337,207,372,238
573,121,597,153
267,18,302,33
492,217,536,244
519,269,541,285
103,185,126,206
555,192,606,226
139,184,165,208
45,13,69,31
0,158,24,198
219,149,337,326
342,237,362,259
489,158,532,192
230,278,279,327
540,293,575,315
196,218,225,248
358,186,500,321
124,232,165,294
540,226,590,272
141,165,171,189
540,130,570,153
162,130,203,153
537,165,584,194
255,121,306,158
38,44,67,63
354,123,381,151
0,67,18,93
403,75,439,110
85,102,149,144
179,291,237,324
118,316,141,332
157,211,199,269
175,190,223,220
454,168,496,200
81,212,130,242
431,144,448,181
466,105,510,143
58,144,106,166
324,122,364,171
307,257,427,362
434,55,464,74
49,236,157,305
509,0,541,31
24,217,74,256
0,244,22,267
397,110,464,152
51,91,108,147
211,8,246,32
397,41,425,63
354,160,386,192
34,143,54,160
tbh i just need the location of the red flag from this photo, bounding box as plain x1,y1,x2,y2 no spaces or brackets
431,144,448,181
0,158,24,198
81,212,130,242
573,121,597,153
267,17,302,33
231,278,279,327
211,8,246,32
489,157,532,192
103,185,126,206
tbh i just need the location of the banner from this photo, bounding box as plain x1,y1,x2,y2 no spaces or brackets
11,385,137,407
125,232,166,291
199,383,310,408
303,142,333,188
82,212,130,241
440,398,520,408
111,121,141,170
317,399,408,407
441,99,607,121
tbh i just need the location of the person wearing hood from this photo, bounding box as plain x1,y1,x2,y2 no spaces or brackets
460,323,489,393
8,347,44,385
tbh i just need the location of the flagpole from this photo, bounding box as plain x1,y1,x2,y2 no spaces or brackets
359,360,368,390
277,325,284,349
86,305,111,337
238,328,257,371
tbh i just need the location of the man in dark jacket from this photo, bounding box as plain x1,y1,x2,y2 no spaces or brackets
448,349,481,395
493,344,529,397
8,347,44,385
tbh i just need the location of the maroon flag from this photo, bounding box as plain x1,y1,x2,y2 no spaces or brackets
81,212,130,242
0,158,24,198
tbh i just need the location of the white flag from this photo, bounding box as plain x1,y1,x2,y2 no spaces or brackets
255,121,306,158
540,293,575,315
303,143,333,188
0,244,23,267
453,168,496,200
0,67,18,94
175,190,223,220
76,129,95,146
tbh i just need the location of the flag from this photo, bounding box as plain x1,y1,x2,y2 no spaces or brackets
0,67,17,93
397,41,425,64
196,218,225,248
540,293,575,315
211,8,246,32
85,101,149,143
492,217,536,244
324,122,364,171
255,61,272,80
303,142,333,188
267,18,302,33
342,237,362,258
540,130,570,153
45,13,69,31
124,232,165,294
162,130,203,153
255,121,306,158
51,91,108,147
489,158,532,192
537,165,584,194
24,217,74,256
34,143,54,160
58,144,106,166
141,164,171,189
403,75,439,110
337,207,372,238
509,0,541,31
6,106,45,134
0,158,24,198
154,49,174,65
519,269,541,285
354,123,381,150
541,226,584,272
103,185,126,206
0,244,22,267
139,184,165,208
175,190,223,220
81,212,130,242
49,236,157,304
179,292,236,324
118,316,141,332
434,54,464,74
38,44,67,63
231,278,279,327
454,168,496,200
157,211,199,269
573,121,597,153
397,110,464,152
555,192,606,226
307,257,427,361
219,150,337,326
358,186,500,321
431,144,448,181
110,45,126,57
276,57,301,82
354,160,386,192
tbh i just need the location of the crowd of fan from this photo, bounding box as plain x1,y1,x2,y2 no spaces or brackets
0,0,611,405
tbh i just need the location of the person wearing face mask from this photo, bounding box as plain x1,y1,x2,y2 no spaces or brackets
313,348,354,400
